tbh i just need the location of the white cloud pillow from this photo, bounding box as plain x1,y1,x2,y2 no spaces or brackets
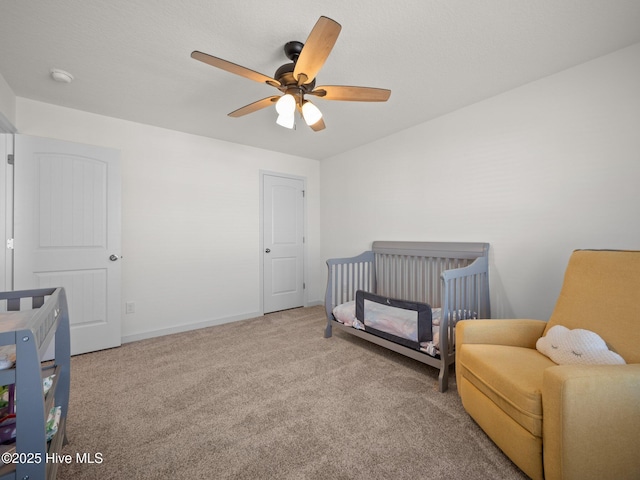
536,325,626,365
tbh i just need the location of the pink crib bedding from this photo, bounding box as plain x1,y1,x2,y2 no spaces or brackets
332,301,443,357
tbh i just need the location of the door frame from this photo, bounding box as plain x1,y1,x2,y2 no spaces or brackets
0,134,13,295
259,170,308,314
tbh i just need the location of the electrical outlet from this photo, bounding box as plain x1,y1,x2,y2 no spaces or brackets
125,301,136,314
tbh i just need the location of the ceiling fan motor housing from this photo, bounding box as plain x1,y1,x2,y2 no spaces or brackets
274,59,315,91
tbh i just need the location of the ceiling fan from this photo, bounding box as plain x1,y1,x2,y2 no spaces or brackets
191,16,391,132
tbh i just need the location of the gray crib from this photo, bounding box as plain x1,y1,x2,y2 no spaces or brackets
324,241,490,392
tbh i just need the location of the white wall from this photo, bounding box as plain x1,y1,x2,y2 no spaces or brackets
321,42,640,321
5,42,640,338
15,98,322,340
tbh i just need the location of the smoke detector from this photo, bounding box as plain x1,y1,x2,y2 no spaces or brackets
50,69,74,83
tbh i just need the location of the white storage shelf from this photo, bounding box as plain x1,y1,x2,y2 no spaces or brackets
0,288,70,480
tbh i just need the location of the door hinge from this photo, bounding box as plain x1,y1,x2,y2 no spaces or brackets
303,282,306,290
6,238,14,250
302,190,305,197
7,154,14,165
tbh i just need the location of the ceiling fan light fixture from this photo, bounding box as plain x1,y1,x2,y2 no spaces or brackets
302,101,323,126
276,113,295,129
275,94,296,115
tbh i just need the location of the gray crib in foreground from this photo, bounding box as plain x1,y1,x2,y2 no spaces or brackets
324,241,490,392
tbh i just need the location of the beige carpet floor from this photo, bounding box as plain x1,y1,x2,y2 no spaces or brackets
57,306,527,479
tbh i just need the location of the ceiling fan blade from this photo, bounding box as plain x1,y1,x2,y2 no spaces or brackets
293,16,341,85
191,51,281,88
228,96,280,117
309,117,326,132
311,85,391,102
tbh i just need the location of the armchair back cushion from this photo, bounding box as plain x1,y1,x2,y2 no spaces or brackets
545,249,640,363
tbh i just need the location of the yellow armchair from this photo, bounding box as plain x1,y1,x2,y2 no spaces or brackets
456,250,640,480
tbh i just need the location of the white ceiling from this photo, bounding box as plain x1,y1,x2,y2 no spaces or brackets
1,1,640,160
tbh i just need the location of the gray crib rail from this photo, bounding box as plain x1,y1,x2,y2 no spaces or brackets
324,250,376,320
440,254,491,361
325,241,490,317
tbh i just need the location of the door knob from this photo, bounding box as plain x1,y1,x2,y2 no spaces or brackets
109,254,120,261
265,248,271,253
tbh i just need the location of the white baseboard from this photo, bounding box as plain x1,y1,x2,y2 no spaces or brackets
121,310,262,344
121,301,324,344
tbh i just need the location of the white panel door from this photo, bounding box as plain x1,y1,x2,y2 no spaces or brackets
263,174,304,313
13,134,121,355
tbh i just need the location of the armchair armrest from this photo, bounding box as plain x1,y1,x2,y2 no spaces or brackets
456,319,547,349
542,364,640,480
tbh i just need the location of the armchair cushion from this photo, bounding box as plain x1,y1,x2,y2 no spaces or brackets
458,343,555,436
545,250,640,363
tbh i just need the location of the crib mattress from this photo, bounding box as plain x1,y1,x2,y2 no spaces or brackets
333,301,443,357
